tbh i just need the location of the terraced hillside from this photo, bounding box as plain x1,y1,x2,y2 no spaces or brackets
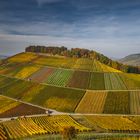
4,52,121,72
0,74,140,114
0,51,140,139
0,115,90,139
0,53,140,90
0,115,140,139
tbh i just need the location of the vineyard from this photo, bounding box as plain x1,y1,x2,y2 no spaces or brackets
1,66,139,91
0,52,140,90
0,103,46,118
84,115,140,132
0,115,90,139
0,74,140,114
68,71,90,89
0,52,140,139
130,91,140,114
103,91,130,114
28,67,55,82
44,69,74,86
7,52,38,63
89,72,105,90
0,96,20,114
5,52,122,72
75,91,107,113
1,79,33,98
28,85,85,112
104,73,127,90
0,95,46,118
0,63,41,79
0,115,140,139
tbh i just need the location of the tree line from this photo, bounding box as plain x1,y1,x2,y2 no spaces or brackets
25,45,140,74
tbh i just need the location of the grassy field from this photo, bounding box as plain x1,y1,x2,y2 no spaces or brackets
103,91,130,114
75,91,107,113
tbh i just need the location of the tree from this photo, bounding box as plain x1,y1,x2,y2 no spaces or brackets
61,126,77,140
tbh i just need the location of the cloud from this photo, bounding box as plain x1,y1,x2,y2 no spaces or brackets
0,33,140,58
36,0,63,6
0,0,140,57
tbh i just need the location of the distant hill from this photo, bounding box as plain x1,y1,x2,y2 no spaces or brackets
0,55,8,59
119,54,140,66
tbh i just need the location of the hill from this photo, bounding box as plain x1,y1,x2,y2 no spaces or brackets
0,52,140,114
119,53,140,66
25,46,140,74
0,49,140,139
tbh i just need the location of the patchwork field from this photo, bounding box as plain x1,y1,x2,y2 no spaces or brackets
0,53,140,140
0,74,140,114
0,52,140,139
0,53,140,91
7,52,123,72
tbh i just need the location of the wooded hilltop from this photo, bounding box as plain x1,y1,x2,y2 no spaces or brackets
25,46,140,74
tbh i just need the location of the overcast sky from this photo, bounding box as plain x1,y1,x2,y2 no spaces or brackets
0,0,140,58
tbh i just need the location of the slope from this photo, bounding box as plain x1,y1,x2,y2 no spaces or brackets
119,53,140,66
